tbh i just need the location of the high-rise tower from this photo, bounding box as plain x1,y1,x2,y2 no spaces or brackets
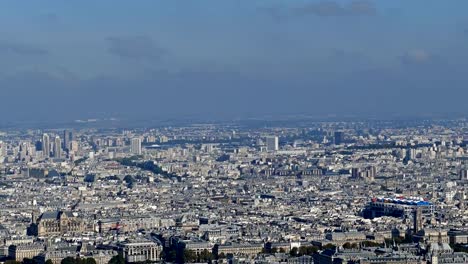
131,138,142,155
42,134,50,158
54,136,62,158
265,136,279,152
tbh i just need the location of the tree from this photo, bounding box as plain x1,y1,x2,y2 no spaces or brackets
306,246,319,255
279,248,286,253
322,244,335,250
218,252,226,259
5,260,21,264
199,249,213,262
271,247,278,254
290,247,298,257
298,246,308,256
183,249,197,263
61,257,77,264
361,241,381,247
123,175,135,184
108,254,125,264
83,258,97,264
22,258,36,264
343,242,359,249
22,259,37,264
45,260,54,264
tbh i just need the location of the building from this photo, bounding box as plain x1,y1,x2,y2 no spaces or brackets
460,169,468,181
266,136,279,152
39,250,76,264
54,136,62,158
39,249,118,264
9,243,44,262
31,211,85,237
215,243,263,257
63,130,74,151
363,197,433,219
119,239,162,263
333,131,344,145
131,138,142,155
413,207,423,233
42,134,50,158
448,230,468,244
0,141,6,157
351,166,376,180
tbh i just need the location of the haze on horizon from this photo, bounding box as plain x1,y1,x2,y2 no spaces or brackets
1,0,468,123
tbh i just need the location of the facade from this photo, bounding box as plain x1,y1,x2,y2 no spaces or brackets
54,136,62,158
334,131,344,145
42,134,50,158
9,243,44,262
63,130,74,151
119,239,162,263
38,249,117,264
363,197,433,219
130,138,142,155
33,211,85,236
266,136,279,152
216,243,263,257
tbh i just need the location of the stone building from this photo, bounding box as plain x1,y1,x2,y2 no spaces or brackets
9,243,45,262
30,211,85,236
118,239,162,263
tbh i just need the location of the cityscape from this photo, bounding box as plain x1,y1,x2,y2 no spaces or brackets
2,0,468,263
1,119,468,264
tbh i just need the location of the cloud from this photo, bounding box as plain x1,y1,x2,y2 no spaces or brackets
0,41,48,55
400,49,432,64
106,35,165,61
294,0,376,17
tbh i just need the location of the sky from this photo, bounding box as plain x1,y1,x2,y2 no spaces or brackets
1,0,468,123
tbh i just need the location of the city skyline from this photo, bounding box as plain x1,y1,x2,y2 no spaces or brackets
2,2,468,263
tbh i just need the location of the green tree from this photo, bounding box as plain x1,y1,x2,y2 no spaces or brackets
290,247,298,257
61,257,77,264
108,254,125,264
183,249,197,263
22,258,37,264
322,243,335,250
271,247,278,254
84,258,97,264
361,241,381,247
5,260,21,264
306,246,319,255
199,249,213,262
45,260,54,264
299,246,312,256
343,242,359,249
218,252,226,259
279,248,286,253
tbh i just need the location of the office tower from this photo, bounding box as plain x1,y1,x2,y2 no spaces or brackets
35,141,42,151
413,207,423,233
333,131,344,145
70,141,79,152
0,141,6,157
266,136,279,152
131,138,142,155
63,130,74,150
54,136,62,158
42,134,50,158
460,169,468,181
351,168,360,178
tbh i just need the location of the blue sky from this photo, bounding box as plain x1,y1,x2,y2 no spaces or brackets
1,0,468,122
